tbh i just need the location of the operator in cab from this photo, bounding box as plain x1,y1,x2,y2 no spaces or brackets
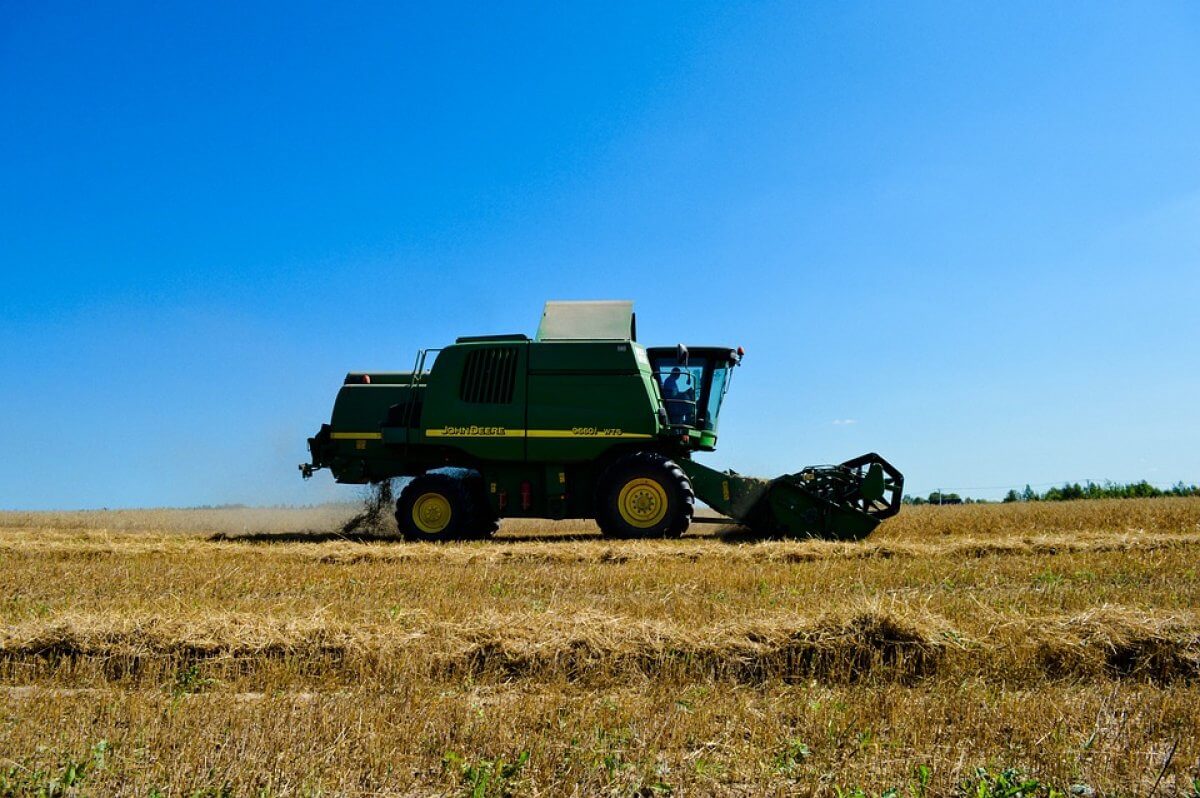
661,367,697,425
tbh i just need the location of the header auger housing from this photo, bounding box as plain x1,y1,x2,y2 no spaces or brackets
301,300,903,541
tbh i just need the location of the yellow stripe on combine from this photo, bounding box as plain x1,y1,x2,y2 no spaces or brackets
526,429,653,439
425,428,525,438
423,428,654,439
334,429,655,441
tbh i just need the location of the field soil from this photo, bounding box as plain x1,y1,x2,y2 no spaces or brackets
1,499,1198,796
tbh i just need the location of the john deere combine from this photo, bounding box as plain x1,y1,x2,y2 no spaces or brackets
301,301,902,541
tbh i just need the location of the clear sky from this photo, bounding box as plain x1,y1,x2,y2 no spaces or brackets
2,2,1198,509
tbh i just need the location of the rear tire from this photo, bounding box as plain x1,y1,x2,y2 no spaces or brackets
396,473,487,542
463,472,499,540
595,452,694,538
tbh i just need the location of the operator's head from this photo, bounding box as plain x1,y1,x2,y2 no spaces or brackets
670,367,682,378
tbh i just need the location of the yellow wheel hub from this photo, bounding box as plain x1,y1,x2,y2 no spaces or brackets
412,492,452,533
617,477,669,529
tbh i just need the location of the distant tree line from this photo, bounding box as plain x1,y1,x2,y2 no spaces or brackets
903,492,976,506
1001,481,1200,503
901,480,1200,506
902,480,1195,504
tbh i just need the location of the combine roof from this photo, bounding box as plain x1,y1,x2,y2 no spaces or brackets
535,300,636,342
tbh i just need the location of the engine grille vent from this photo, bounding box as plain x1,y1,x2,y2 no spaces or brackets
459,347,518,404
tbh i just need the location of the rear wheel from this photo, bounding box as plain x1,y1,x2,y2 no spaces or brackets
396,473,492,541
595,452,694,538
463,472,499,540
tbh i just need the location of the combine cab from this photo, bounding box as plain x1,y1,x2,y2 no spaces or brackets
301,300,902,540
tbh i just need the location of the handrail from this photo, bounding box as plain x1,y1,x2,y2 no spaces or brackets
401,348,442,449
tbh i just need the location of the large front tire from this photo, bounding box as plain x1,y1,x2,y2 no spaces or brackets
396,474,482,542
595,452,694,538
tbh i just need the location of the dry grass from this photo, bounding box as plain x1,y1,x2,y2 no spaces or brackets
1,500,1199,795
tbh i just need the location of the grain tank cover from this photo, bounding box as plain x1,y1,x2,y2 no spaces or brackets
535,300,636,342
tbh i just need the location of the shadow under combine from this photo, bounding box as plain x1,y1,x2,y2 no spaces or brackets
490,532,602,544
207,525,773,546
713,525,801,544
207,531,399,545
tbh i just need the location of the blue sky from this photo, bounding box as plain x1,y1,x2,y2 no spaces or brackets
2,2,1198,509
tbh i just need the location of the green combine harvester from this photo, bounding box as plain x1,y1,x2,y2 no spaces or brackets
300,301,902,541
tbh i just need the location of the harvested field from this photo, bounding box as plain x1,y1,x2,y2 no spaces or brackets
1,499,1199,795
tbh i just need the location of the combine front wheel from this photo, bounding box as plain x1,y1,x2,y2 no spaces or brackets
595,452,694,539
396,474,483,542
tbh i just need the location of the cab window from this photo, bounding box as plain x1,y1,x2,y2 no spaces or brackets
654,358,706,426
